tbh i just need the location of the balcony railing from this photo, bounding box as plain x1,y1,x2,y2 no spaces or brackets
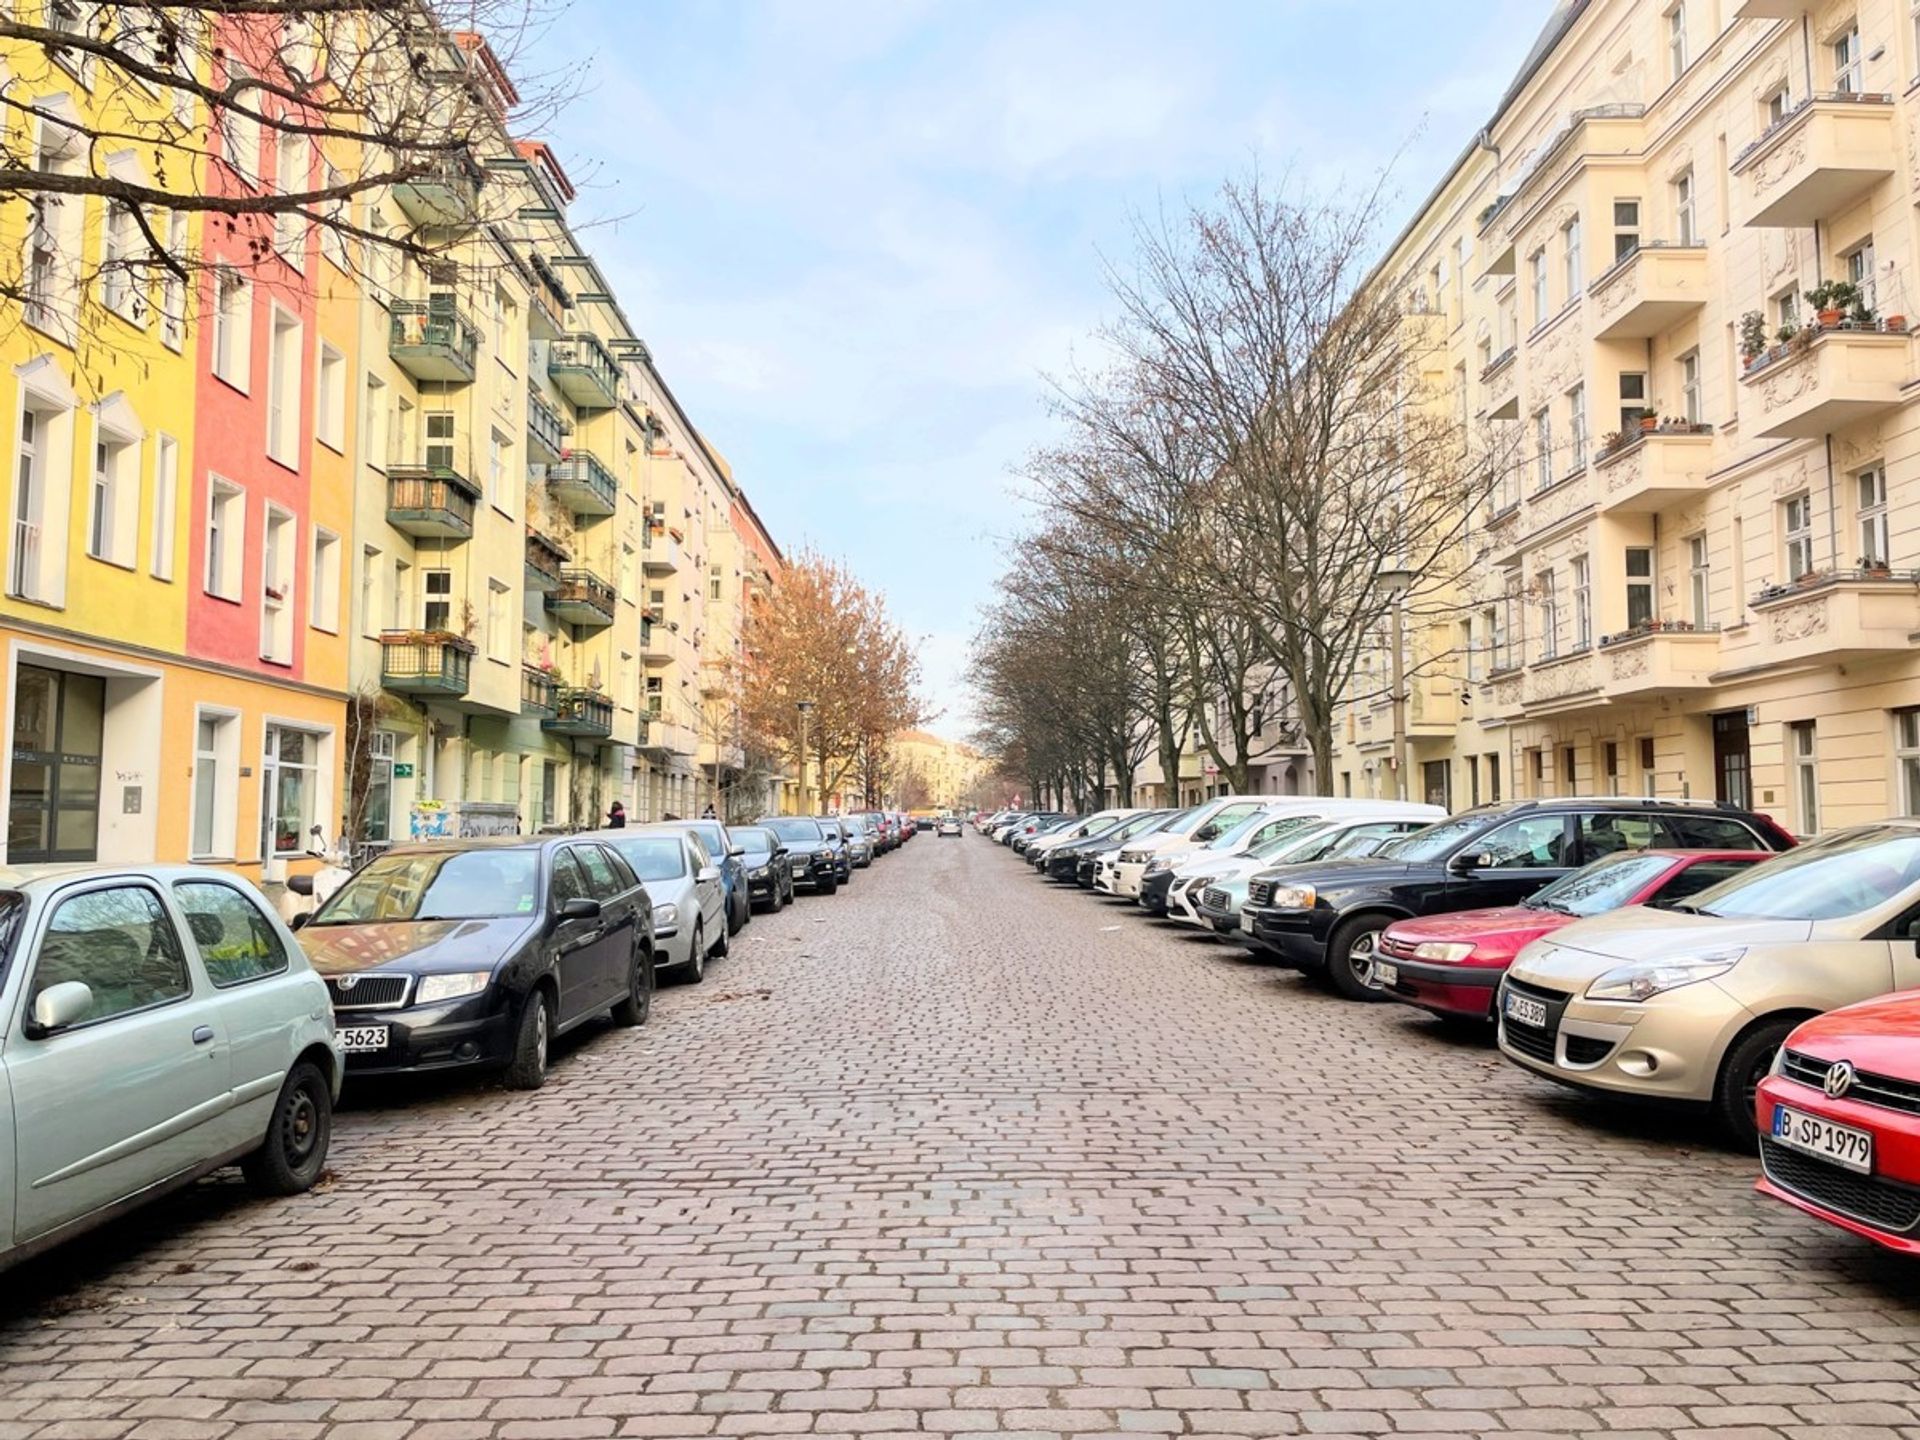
527,384,570,463
380,630,474,697
546,449,619,517
524,528,569,593
386,466,480,539
1733,91,1896,229
641,619,674,664
1740,322,1910,439
547,333,621,411
1588,242,1709,341
389,299,479,384
1739,570,1920,669
528,253,572,339
391,147,487,230
542,687,614,737
545,567,617,629
521,665,559,718
642,531,682,574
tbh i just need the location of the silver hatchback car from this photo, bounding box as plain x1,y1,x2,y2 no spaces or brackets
0,865,343,1271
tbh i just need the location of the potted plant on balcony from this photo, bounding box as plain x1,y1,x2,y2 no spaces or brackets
1805,280,1863,329
1636,406,1659,434
1598,429,1627,458
1860,555,1894,578
1739,309,1769,367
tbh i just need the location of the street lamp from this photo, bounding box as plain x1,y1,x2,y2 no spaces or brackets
796,699,815,816
1377,565,1414,803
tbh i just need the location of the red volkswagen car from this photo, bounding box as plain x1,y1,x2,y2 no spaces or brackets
1376,849,1770,1022
1756,994,1920,1254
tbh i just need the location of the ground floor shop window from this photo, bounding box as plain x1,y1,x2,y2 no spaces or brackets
6,663,105,863
362,730,396,843
262,724,323,857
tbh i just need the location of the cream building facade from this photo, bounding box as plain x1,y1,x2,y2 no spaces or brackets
1334,0,1920,837
890,730,991,811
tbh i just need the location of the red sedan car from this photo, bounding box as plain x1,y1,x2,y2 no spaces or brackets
1376,849,1770,1022
1756,994,1920,1254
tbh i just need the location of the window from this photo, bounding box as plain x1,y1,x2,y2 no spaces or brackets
1572,554,1592,648
1859,465,1889,566
221,62,260,184
1897,709,1920,815
316,344,346,452
488,428,509,508
1604,741,1622,796
1619,371,1647,430
1476,814,1569,869
1673,169,1696,247
101,203,144,323
1680,351,1701,424
261,506,294,663
1533,407,1552,489
88,436,112,561
423,409,454,471
360,545,380,638
1560,746,1578,796
174,882,288,987
310,528,339,632
274,131,307,263
47,0,98,88
709,564,723,602
1487,753,1502,803
1530,248,1549,323
191,711,236,859
9,403,63,604
1784,491,1815,580
1490,598,1510,671
1773,287,1799,335
1848,239,1877,313
364,375,389,471
151,433,177,580
205,477,243,600
1667,3,1687,81
1538,568,1559,661
1567,383,1587,469
211,267,250,390
1689,535,1710,625
1834,23,1863,93
1790,720,1819,835
266,307,302,466
1766,85,1791,126
319,159,349,271
1563,215,1582,297
261,725,323,858
1626,546,1655,628
391,558,409,630
1467,755,1481,807
423,567,452,632
487,579,509,658
1612,199,1640,262
646,675,664,717
32,886,191,1028
363,731,396,843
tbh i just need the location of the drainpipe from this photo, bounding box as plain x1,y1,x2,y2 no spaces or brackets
1801,13,1815,101
1825,434,1842,571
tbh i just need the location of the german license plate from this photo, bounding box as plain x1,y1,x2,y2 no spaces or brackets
1503,990,1549,1028
1374,962,1399,988
1240,912,1255,933
338,1025,389,1053
1772,1104,1873,1173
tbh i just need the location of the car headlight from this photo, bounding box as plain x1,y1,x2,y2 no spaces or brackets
1145,858,1174,875
749,866,770,879
1412,941,1476,964
1585,948,1746,1002
1269,884,1317,909
653,902,679,928
1120,849,1146,865
414,971,491,1005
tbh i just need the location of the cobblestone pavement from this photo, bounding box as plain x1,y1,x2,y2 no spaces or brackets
4,834,1920,1440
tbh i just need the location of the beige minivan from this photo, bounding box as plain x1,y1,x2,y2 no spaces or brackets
1497,822,1920,1142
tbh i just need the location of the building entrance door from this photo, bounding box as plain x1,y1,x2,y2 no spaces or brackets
1713,710,1752,809
7,664,106,863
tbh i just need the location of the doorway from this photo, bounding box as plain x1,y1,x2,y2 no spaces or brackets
1712,710,1752,808
7,664,105,863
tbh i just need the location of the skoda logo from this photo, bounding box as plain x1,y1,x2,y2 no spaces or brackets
336,975,360,993
1824,1061,1856,1099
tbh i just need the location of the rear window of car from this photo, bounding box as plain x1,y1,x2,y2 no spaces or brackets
1689,827,1920,920
765,818,823,844
606,836,690,882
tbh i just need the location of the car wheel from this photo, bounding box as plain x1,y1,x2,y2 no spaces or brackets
1713,1018,1797,1147
713,918,730,958
612,945,653,1027
683,924,706,984
242,1060,332,1196
727,891,744,936
1325,916,1393,1002
820,876,838,895
504,990,551,1090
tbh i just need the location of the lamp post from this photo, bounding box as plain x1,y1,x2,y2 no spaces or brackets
796,699,815,816
1377,566,1414,803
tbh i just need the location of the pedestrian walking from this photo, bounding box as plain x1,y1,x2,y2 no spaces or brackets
607,801,627,829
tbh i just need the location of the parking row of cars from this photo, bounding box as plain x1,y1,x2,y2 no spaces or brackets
979,794,1920,1256
0,809,920,1271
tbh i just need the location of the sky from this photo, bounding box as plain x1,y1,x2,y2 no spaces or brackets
521,0,1555,742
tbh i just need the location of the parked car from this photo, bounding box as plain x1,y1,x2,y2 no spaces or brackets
1045,811,1173,885
1013,815,1077,856
730,825,795,911
656,819,749,935
1241,798,1797,1000
597,827,728,984
297,836,657,1088
1755,991,1920,1255
843,820,875,868
1027,809,1143,868
760,816,840,893
1377,849,1770,1023
0,865,343,1272
1183,816,1438,932
816,817,856,880
937,815,963,837
1497,822,1920,1143
1108,797,1282,899
1002,813,1066,848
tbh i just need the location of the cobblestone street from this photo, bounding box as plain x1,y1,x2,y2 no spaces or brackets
3,836,1919,1439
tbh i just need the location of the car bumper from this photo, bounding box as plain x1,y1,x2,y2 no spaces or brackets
1755,1074,1920,1253
1494,972,1745,1105
1196,896,1243,934
1112,861,1148,897
337,996,516,1076
1245,906,1331,968
1137,870,1177,913
1378,955,1504,1020
746,875,784,904
1167,880,1209,927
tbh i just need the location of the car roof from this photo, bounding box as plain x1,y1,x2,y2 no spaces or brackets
0,862,267,895
380,835,550,856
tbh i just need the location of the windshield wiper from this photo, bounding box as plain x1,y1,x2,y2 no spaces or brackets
1666,902,1702,915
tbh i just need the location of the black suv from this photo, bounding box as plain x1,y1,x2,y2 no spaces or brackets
1240,798,1797,1001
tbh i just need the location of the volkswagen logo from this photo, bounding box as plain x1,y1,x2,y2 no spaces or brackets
336,975,360,993
1824,1060,1856,1099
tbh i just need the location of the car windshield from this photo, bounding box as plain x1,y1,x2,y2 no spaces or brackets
1528,852,1677,917
681,822,725,854
1250,822,1341,863
1388,813,1498,863
1686,826,1920,920
732,827,775,854
1205,813,1272,851
315,848,541,923
764,818,824,844
604,835,689,882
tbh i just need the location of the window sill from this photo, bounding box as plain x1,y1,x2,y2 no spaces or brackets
317,436,345,457
24,314,76,350
311,623,339,637
190,856,239,866
204,588,243,606
266,450,300,475
211,372,251,399
259,656,294,669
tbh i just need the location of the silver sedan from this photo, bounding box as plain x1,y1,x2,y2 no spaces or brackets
594,828,728,984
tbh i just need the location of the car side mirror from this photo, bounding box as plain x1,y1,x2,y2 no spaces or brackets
1449,851,1492,875
729,845,745,857
1194,825,1218,843
27,981,93,1037
697,865,721,883
287,873,315,897
290,912,312,931
558,896,602,921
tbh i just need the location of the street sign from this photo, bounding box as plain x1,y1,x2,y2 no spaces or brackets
393,763,415,778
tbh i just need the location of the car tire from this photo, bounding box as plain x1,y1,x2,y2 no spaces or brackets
1713,1018,1798,1146
683,924,706,983
504,990,551,1090
713,920,730,958
242,1060,332,1196
727,891,744,936
612,945,653,1027
820,876,838,895
1325,916,1394,1002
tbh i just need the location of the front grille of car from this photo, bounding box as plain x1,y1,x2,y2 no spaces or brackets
1202,887,1232,913
327,973,412,1011
1248,880,1275,908
1761,1138,1920,1234
1782,1050,1920,1117
1378,934,1420,961
1563,1034,1615,1066
1500,977,1564,1065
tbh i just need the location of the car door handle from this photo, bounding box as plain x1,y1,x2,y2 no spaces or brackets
192,1025,215,1045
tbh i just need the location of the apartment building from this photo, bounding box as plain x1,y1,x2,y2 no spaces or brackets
1335,0,1920,835
891,730,990,811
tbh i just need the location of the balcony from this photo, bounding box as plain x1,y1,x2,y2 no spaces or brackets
1598,623,1722,698
1520,649,1599,715
520,665,559,719
547,333,621,411
544,567,617,629
386,466,480,539
524,528,569,594
1733,0,1803,15
527,384,570,464
391,148,486,230
380,631,473,697
389,299,479,384
1733,93,1896,229
1481,347,1519,420
547,451,619,518
1594,425,1714,513
642,531,682,575
528,254,571,340
1743,570,1920,670
1740,323,1909,438
542,687,614,738
641,621,675,665
1588,244,1709,340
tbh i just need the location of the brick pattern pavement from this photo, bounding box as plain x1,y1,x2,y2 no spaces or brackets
2,835,1919,1439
